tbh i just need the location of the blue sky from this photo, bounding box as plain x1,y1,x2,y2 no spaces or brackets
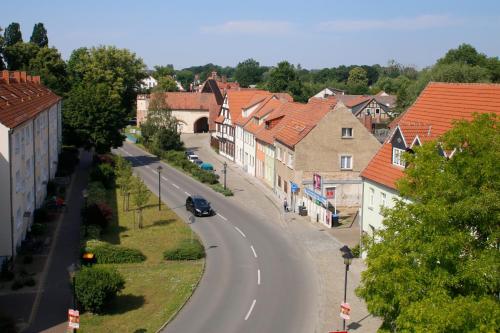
2,0,499,70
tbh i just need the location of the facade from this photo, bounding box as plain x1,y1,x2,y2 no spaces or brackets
136,92,219,133
360,82,500,234
0,71,62,260
313,87,345,98
140,75,158,90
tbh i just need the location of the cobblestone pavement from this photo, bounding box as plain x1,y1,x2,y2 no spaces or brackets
182,133,382,332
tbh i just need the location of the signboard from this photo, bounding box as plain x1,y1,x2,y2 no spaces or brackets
68,309,80,329
304,188,328,205
290,182,299,193
325,187,336,199
313,173,322,191
340,302,351,320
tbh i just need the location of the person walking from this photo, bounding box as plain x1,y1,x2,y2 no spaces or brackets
283,198,288,213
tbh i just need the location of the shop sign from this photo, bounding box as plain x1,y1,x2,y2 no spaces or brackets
291,182,299,193
313,173,322,191
326,187,336,199
305,188,328,205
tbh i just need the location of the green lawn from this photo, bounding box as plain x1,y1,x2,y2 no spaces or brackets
79,188,204,333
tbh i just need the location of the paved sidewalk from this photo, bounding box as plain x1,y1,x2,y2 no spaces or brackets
25,149,91,333
183,133,382,332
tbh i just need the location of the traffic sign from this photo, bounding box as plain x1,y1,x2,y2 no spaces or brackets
68,309,80,329
340,302,351,320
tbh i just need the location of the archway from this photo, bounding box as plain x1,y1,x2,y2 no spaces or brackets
193,117,208,133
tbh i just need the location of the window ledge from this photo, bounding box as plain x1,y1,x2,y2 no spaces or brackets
341,136,354,139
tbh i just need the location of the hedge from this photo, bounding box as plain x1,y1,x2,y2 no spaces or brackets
84,240,146,264
163,239,205,260
74,266,125,313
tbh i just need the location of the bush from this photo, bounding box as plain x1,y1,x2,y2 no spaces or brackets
192,168,219,184
351,244,360,258
0,312,17,333
90,164,115,189
75,266,125,313
23,277,36,287
23,255,33,265
11,279,23,290
211,183,234,196
84,225,102,240
30,223,47,236
163,239,205,260
84,240,145,264
87,181,107,205
46,181,57,197
1,261,14,281
33,207,49,224
85,204,110,229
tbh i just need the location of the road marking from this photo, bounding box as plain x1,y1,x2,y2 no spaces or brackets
234,226,246,238
172,183,180,189
146,165,152,170
162,176,169,181
251,245,258,258
217,213,227,221
184,191,191,196
244,299,256,321
257,269,261,285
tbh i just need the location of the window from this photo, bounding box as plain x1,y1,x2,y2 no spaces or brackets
277,147,282,161
380,192,387,207
287,153,294,168
369,188,375,208
366,108,371,115
278,175,282,188
375,108,380,114
341,128,353,138
392,147,405,167
340,155,352,170
284,181,288,193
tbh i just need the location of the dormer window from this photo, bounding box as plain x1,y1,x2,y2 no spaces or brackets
392,147,405,167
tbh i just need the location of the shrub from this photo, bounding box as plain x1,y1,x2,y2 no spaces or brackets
163,239,205,260
75,266,125,313
351,244,360,258
85,204,109,229
56,147,79,176
30,223,47,236
84,240,145,264
11,279,23,290
87,181,107,205
1,261,14,281
33,207,49,224
23,277,36,287
211,184,234,196
90,164,115,189
96,203,113,223
46,181,57,197
84,225,102,240
0,312,17,333
23,255,33,265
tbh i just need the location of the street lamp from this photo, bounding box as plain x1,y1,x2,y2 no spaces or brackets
157,165,163,210
82,189,88,236
340,246,354,330
222,162,227,190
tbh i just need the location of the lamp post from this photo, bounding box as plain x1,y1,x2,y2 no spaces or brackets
82,189,88,237
67,263,78,333
157,165,163,210
340,245,354,330
222,162,227,190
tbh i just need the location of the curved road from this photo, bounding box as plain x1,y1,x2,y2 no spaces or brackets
116,143,318,333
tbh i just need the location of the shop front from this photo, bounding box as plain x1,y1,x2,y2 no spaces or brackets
303,187,332,227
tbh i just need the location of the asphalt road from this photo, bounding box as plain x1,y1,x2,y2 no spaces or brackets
115,142,318,333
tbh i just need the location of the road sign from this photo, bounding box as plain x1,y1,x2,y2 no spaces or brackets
340,302,351,320
68,309,80,329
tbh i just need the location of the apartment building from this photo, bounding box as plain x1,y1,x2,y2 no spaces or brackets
0,71,62,261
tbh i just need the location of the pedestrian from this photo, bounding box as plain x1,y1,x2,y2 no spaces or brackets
283,198,288,212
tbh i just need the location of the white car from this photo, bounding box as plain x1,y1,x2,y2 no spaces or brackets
187,154,199,163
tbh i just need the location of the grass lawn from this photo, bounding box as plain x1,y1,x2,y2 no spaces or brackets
79,187,204,333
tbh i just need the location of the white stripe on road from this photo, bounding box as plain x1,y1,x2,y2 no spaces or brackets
217,213,228,221
146,165,152,170
257,269,261,285
172,183,180,189
250,245,258,258
234,226,246,238
184,191,191,196
244,299,256,321
162,176,169,181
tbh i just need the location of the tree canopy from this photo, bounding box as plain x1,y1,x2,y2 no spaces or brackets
357,113,500,332
30,22,48,47
154,76,179,92
234,58,263,87
347,66,369,94
4,22,22,47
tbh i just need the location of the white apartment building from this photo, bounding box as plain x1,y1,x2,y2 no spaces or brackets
0,71,62,261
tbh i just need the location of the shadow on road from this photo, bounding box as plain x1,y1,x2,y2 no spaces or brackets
124,155,160,168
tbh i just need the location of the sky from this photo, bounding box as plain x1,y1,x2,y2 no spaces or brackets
2,0,500,70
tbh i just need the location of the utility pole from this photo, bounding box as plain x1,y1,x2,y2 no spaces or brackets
157,165,163,210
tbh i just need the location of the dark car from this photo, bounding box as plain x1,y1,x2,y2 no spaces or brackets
185,150,195,157
186,195,214,217
194,159,203,167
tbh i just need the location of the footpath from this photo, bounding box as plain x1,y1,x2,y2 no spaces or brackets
182,133,382,333
0,150,91,333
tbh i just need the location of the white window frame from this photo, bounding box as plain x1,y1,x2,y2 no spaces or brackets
341,127,353,138
392,147,405,167
287,153,294,168
340,155,352,170
369,187,375,209
380,192,387,208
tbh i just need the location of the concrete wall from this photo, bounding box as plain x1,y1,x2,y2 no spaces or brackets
243,131,256,176
0,123,12,258
361,179,400,234
262,142,275,189
274,142,296,203
171,109,209,134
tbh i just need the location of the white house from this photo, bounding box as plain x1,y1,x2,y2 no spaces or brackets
360,82,500,234
0,71,62,261
140,75,158,90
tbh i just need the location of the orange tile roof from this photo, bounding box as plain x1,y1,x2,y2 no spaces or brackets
225,89,270,125
361,82,500,190
162,92,220,131
0,72,61,129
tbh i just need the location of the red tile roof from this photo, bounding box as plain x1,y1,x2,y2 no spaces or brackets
224,89,270,125
0,71,61,129
161,92,220,131
361,82,500,189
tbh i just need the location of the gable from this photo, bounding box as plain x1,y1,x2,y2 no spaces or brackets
390,127,407,150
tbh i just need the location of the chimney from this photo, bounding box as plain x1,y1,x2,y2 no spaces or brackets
33,76,41,84
20,71,27,83
221,75,227,83
211,71,218,80
364,115,373,133
27,75,32,82
1,70,9,84
13,71,21,83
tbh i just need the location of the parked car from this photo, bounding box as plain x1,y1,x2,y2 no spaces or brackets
186,195,214,216
187,154,199,163
185,150,195,157
194,159,203,167
200,162,214,172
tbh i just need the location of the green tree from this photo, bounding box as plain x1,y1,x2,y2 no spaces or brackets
154,76,179,92
0,26,5,70
357,113,500,332
132,176,150,229
4,22,22,47
234,58,263,87
347,66,369,94
30,23,48,47
3,42,39,70
28,46,68,95
63,82,127,152
115,155,133,211
267,61,308,101
175,69,194,91
152,65,175,80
